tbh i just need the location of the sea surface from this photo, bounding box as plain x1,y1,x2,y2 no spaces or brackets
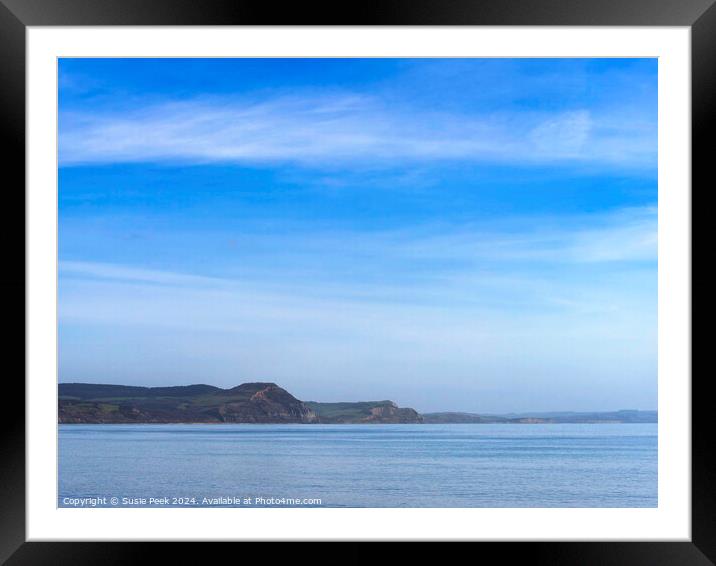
58,423,657,508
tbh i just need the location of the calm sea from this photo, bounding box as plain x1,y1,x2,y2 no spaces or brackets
58,423,657,508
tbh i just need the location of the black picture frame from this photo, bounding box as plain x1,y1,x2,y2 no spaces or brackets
1,0,708,562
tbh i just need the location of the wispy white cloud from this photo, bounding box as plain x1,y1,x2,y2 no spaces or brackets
59,205,656,312
59,260,230,289
192,204,658,271
58,205,657,412
58,239,656,413
529,110,591,157
59,94,656,169
395,205,657,265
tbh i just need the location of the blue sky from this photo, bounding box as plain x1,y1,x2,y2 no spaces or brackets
58,58,657,413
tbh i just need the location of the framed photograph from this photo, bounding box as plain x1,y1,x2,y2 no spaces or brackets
2,0,709,562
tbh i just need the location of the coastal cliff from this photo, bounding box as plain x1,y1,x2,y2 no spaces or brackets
58,382,422,424
59,382,319,424
58,382,655,424
304,400,423,424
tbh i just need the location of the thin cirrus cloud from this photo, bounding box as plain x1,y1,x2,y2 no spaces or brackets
57,206,657,412
58,204,656,309
57,204,656,300
360,205,657,267
58,94,656,169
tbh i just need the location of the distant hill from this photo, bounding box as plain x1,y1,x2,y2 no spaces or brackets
59,382,222,399
420,412,510,424
422,409,657,424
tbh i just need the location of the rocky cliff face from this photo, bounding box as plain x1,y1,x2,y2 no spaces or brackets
304,400,423,423
58,382,430,424
59,382,318,424
366,402,423,423
217,383,319,423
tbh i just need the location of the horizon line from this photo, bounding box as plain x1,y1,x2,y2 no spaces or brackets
57,381,657,415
